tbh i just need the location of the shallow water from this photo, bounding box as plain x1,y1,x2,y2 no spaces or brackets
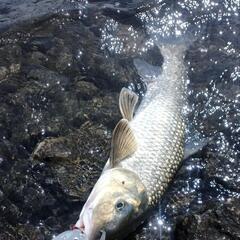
0,0,239,239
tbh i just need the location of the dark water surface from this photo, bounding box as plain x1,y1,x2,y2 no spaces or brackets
0,0,239,239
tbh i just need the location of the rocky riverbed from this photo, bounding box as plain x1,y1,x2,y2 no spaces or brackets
0,0,239,240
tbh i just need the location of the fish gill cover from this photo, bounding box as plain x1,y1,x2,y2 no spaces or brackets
0,0,239,239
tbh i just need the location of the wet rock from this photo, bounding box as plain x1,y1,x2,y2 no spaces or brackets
32,137,74,162
88,93,120,128
0,45,22,66
0,0,66,32
203,153,240,194
175,198,240,240
32,123,111,200
28,36,54,53
30,51,49,65
27,66,69,88
0,66,8,80
75,80,99,100
9,63,21,74
0,223,47,240
55,47,73,71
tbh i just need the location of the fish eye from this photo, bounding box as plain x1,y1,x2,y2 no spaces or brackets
115,200,125,212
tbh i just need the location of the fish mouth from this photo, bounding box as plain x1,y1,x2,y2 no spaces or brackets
75,208,105,240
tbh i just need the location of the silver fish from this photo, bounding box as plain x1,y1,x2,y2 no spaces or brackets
53,229,85,240
75,44,187,240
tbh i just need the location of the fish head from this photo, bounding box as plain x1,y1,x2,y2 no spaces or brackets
75,168,148,240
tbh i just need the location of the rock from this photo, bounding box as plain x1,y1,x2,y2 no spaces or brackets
0,223,47,240
27,66,70,88
32,137,74,161
75,80,99,100
0,146,56,240
55,47,73,71
175,199,240,240
9,63,21,74
203,153,240,194
27,36,54,53
32,123,111,200
0,66,8,80
30,51,48,65
86,92,120,128
0,44,22,61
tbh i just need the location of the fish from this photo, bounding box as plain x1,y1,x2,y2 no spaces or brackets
74,44,189,240
53,229,86,240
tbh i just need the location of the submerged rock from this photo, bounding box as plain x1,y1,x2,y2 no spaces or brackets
175,199,240,240
33,137,74,162
32,123,111,200
75,80,99,100
0,66,8,80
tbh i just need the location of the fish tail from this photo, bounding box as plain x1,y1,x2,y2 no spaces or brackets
133,40,191,106
155,28,196,59
157,43,187,62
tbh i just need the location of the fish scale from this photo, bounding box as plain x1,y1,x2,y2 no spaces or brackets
120,45,186,206
121,99,185,206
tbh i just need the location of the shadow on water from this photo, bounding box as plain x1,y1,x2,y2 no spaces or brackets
0,0,239,239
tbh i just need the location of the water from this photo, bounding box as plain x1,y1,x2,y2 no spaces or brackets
0,0,239,239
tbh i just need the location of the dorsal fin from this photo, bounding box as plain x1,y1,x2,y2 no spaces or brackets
119,88,139,121
110,119,137,167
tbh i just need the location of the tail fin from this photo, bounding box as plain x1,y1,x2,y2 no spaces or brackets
133,42,188,84
157,43,187,62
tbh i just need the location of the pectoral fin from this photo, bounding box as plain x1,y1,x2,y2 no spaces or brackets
110,119,137,167
119,88,139,121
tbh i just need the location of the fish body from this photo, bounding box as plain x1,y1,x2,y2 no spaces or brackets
53,229,85,240
76,44,187,240
122,45,186,206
